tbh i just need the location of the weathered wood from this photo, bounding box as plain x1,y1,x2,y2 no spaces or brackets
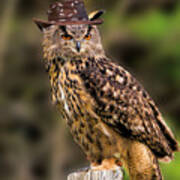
68,168,123,180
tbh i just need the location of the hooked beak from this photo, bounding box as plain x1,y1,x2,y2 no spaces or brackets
76,41,81,52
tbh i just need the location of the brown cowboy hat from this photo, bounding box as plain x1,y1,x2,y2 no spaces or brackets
33,0,105,31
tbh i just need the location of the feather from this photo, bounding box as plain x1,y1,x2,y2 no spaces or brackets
89,10,105,21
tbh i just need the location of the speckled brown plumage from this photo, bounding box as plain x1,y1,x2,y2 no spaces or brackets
34,1,179,180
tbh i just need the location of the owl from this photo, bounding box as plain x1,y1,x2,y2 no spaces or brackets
34,1,179,180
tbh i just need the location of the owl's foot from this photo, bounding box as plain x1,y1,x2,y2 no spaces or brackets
91,158,122,170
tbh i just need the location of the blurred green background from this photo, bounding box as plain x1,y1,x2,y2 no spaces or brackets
0,0,179,179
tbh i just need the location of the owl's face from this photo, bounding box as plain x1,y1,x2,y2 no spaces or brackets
43,24,104,59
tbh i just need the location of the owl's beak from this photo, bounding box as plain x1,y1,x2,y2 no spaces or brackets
76,41,81,52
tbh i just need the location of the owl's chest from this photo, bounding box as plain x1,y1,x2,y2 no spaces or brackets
58,83,71,115
50,63,88,119
48,61,122,162
53,71,74,117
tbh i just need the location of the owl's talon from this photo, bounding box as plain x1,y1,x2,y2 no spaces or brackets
91,158,122,170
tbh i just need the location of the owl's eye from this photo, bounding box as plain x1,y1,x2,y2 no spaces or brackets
84,34,91,40
61,34,73,40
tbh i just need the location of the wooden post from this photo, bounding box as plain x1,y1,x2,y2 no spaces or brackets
68,168,123,180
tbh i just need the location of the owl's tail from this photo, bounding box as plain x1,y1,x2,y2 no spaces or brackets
118,140,163,180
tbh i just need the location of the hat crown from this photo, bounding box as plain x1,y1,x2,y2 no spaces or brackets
33,0,103,30
47,0,89,23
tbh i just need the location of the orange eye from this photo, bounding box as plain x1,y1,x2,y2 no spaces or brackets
85,34,91,40
61,34,72,40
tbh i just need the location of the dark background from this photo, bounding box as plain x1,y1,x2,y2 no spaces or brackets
0,0,180,179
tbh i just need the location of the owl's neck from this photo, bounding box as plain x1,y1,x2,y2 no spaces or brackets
43,52,107,76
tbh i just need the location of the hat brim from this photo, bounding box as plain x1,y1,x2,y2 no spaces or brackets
33,18,103,30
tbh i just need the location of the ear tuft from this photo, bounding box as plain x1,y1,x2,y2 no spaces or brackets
88,10,105,21
33,18,51,32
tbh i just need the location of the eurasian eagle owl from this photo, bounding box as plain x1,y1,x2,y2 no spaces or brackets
34,0,179,180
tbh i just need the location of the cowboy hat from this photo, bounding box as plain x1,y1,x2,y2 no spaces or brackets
33,0,104,31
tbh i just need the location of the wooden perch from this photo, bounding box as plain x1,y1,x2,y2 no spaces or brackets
67,168,124,180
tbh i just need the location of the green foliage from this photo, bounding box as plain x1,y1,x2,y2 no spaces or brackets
161,153,180,179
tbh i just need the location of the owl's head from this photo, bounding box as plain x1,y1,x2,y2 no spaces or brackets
38,11,105,60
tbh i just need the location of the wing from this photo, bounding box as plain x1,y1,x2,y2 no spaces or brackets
80,58,179,159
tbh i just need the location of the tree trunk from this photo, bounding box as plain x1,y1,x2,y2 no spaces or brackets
67,168,123,180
